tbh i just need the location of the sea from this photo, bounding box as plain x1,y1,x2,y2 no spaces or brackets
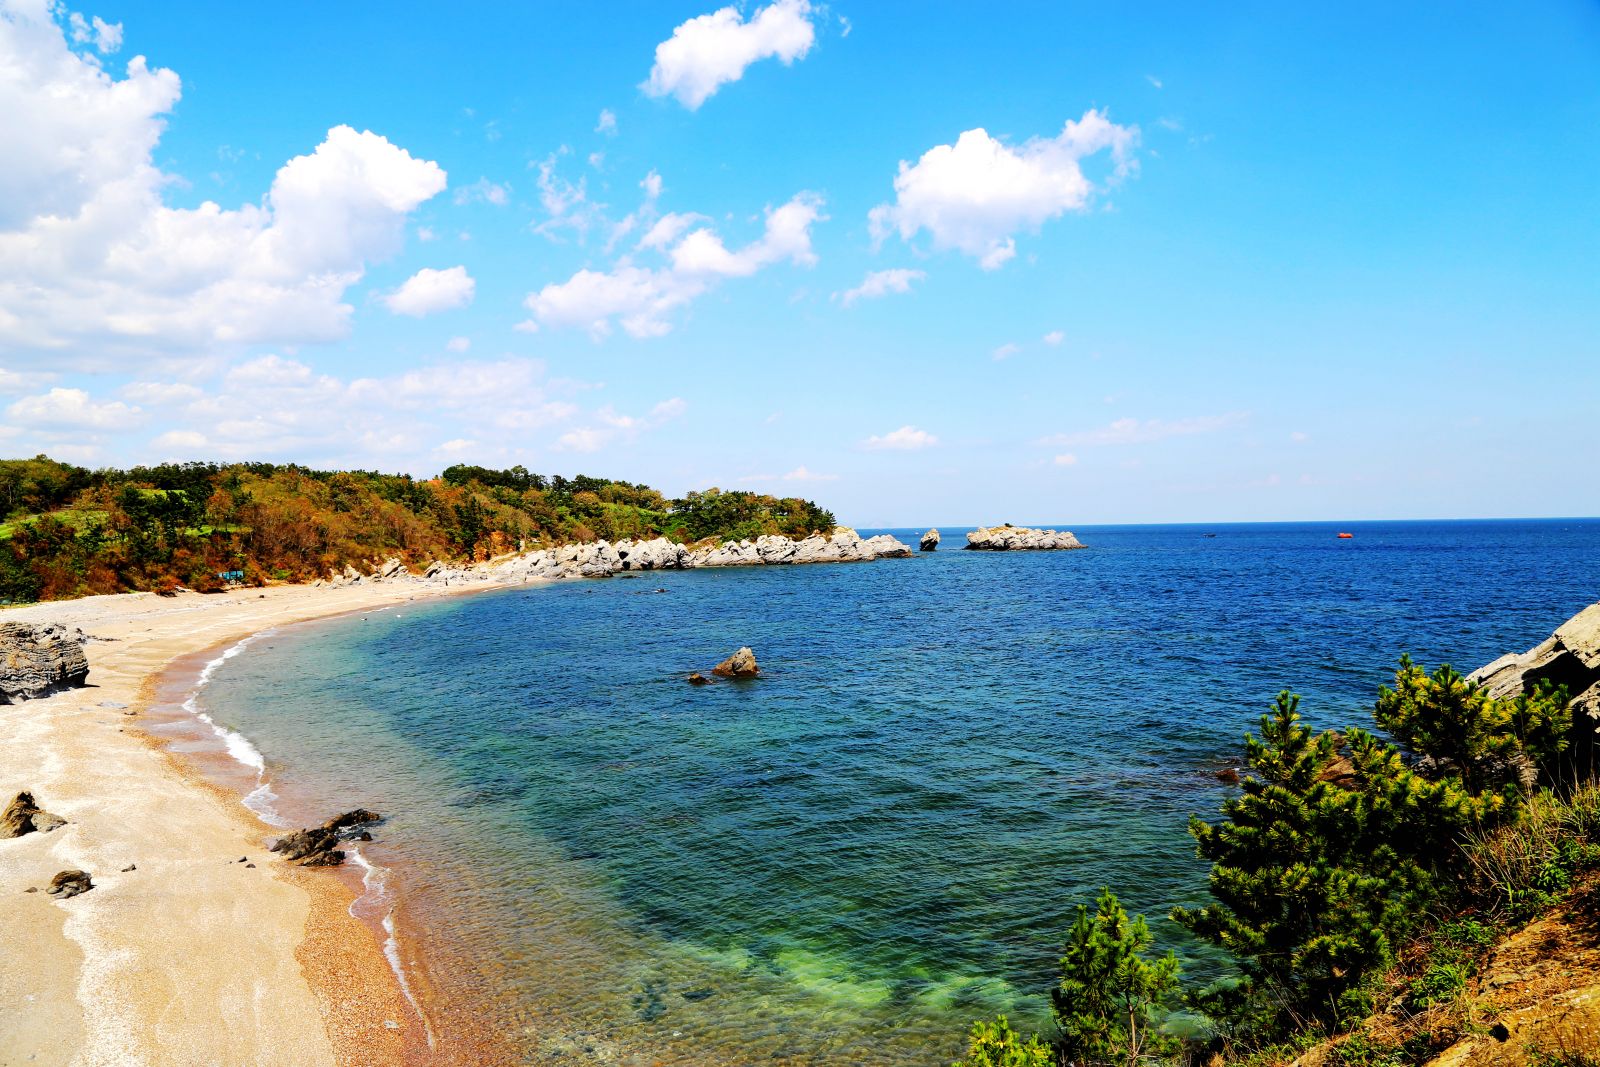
175,519,1600,1064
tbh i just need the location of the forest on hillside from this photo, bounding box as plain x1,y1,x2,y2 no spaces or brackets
0,455,836,603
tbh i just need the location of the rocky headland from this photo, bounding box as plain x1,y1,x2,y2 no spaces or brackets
319,526,915,589
963,525,1085,551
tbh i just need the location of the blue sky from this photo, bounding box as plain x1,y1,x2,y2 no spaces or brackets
1,0,1596,524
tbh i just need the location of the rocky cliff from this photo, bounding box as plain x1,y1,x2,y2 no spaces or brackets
1471,600,1600,773
0,622,89,702
963,525,1085,551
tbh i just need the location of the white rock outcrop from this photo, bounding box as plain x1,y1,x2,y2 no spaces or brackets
963,525,1085,551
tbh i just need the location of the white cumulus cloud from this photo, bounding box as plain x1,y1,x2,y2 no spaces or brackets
1043,329,1065,346
525,192,824,339
0,5,447,369
863,425,937,451
383,266,476,317
836,268,925,307
7,387,143,430
868,111,1138,269
643,0,816,110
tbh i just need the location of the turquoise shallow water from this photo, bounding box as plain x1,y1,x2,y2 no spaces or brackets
199,519,1600,1064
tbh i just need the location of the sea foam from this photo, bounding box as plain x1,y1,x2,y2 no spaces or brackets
182,634,278,820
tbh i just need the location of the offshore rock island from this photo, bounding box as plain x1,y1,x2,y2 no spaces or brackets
963,525,1086,551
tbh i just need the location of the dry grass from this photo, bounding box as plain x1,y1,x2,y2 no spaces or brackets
1463,782,1600,917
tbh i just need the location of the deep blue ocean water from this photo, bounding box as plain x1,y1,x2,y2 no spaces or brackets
201,519,1600,1064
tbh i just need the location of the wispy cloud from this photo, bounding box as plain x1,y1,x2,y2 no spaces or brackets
863,425,937,451
1040,412,1247,448
836,268,925,307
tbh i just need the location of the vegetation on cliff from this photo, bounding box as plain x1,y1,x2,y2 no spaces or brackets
0,454,835,603
955,659,1600,1067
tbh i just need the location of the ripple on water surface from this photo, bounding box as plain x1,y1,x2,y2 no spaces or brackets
198,520,1600,1064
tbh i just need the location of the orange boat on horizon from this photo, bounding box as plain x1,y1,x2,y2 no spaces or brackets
1337,532,1354,539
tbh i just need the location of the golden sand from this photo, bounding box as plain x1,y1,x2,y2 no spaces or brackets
0,580,506,1066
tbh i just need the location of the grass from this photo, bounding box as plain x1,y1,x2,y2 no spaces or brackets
1463,781,1600,920
0,509,109,539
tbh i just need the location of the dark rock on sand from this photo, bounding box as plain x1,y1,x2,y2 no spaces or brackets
0,622,90,702
270,809,382,868
1,791,67,838
711,647,759,679
46,870,93,899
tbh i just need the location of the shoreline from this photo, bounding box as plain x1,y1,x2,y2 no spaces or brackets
0,578,511,1066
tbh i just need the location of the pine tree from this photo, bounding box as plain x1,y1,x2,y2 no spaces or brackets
1053,888,1182,1066
951,1016,1054,1067
1174,692,1391,1032
1375,656,1570,793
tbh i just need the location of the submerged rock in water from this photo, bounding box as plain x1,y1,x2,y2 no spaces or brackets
46,869,92,899
270,809,382,868
963,525,1085,552
0,622,90,702
920,529,940,552
686,672,712,686
0,791,67,838
711,647,759,679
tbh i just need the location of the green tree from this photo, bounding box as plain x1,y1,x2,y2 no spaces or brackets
1174,693,1392,1033
1176,683,1531,1038
952,1016,1054,1067
1375,656,1570,793
1054,888,1181,1066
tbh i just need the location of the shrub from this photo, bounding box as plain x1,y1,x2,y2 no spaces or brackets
1405,961,1469,1011
951,1016,1053,1067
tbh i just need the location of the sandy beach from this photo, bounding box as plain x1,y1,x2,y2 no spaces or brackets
0,579,503,1067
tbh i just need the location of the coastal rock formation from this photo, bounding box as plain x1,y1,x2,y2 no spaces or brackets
963,525,1085,552
1471,600,1600,771
920,529,940,552
712,647,759,679
1,791,67,838
269,808,382,868
692,527,911,568
617,538,691,571
483,528,913,586
686,672,711,685
0,622,90,702
46,869,92,899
